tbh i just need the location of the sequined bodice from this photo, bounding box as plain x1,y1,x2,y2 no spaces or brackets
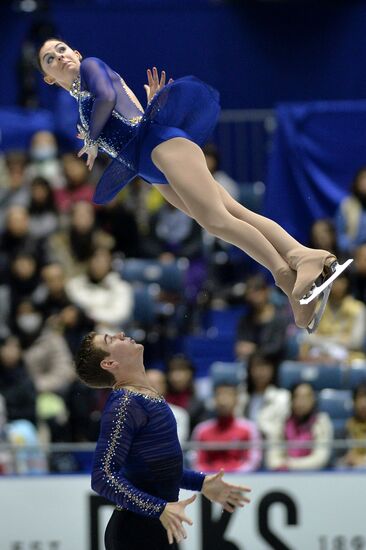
91,389,205,517
70,57,143,160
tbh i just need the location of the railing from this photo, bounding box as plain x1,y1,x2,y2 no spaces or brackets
216,109,275,183
0,439,363,453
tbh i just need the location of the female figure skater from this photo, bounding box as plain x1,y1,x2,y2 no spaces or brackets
38,38,351,333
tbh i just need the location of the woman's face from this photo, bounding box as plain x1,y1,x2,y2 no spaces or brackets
167,362,192,392
292,384,316,417
311,221,334,250
355,394,366,421
250,362,274,391
39,40,81,87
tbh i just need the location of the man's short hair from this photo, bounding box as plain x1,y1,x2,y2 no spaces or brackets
75,331,114,388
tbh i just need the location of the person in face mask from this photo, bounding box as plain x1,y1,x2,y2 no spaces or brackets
13,300,75,395
26,130,65,190
335,166,366,255
7,253,42,309
28,177,59,239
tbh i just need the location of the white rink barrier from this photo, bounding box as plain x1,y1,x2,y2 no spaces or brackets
1,472,365,550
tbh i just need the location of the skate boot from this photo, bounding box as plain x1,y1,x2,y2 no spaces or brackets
274,267,318,330
286,247,353,303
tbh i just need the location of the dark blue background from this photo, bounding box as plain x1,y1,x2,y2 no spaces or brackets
1,0,366,110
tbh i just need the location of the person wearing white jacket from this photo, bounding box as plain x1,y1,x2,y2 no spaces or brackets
66,247,134,334
266,382,334,471
240,354,290,440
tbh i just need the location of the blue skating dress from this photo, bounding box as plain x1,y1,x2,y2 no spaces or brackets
69,57,220,204
91,388,205,516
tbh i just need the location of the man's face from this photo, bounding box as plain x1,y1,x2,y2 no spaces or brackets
93,332,143,368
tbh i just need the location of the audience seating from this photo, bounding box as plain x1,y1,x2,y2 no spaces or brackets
278,361,345,390
318,389,353,436
347,364,366,389
210,361,246,386
118,258,188,293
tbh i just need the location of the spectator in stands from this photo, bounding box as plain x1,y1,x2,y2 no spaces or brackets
335,166,366,254
65,379,103,443
66,247,133,334
339,384,366,468
142,201,205,303
48,200,114,277
119,177,165,235
0,394,13,474
146,369,190,444
0,336,36,425
349,243,366,303
54,153,94,213
165,354,207,433
0,151,30,234
36,262,94,354
0,284,10,340
13,299,75,395
142,201,203,260
0,205,48,268
191,382,262,472
299,273,366,364
203,143,240,200
6,253,42,311
27,176,59,239
235,274,289,364
242,353,290,439
96,196,142,258
309,219,339,258
266,382,333,470
26,130,64,190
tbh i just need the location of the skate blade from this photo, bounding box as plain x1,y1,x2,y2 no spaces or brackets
299,259,353,305
306,284,332,334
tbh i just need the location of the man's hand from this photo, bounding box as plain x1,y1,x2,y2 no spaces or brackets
202,469,251,513
159,494,196,545
144,66,173,104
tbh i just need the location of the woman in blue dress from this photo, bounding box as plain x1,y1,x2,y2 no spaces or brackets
38,38,351,333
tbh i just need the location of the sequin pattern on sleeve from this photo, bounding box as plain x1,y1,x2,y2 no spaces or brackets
91,391,167,517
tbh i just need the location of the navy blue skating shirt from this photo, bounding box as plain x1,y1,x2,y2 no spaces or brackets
91,388,206,517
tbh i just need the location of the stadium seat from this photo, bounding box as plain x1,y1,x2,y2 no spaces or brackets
318,389,353,418
118,258,188,293
347,364,366,389
202,307,246,336
210,361,246,386
183,334,236,378
318,389,353,438
278,361,345,390
133,285,157,325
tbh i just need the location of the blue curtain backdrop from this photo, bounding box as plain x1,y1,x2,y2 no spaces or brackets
264,101,366,243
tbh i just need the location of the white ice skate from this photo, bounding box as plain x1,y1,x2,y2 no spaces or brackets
299,258,353,334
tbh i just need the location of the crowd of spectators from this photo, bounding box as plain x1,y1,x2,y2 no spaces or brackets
0,132,366,474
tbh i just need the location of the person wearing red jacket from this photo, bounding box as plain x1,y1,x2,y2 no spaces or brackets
192,382,262,472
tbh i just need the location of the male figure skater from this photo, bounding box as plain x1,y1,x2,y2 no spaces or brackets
75,331,251,549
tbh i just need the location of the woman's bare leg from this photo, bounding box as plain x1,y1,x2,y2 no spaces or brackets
153,183,192,216
150,138,323,328
151,138,289,277
216,183,306,258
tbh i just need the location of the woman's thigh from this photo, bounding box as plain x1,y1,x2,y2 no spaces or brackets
151,138,226,223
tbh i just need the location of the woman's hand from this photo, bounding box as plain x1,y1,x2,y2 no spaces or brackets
159,494,196,545
77,141,98,171
144,66,173,104
202,470,251,513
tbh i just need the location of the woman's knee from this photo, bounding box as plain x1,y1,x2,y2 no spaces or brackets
197,212,229,236
151,138,202,172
